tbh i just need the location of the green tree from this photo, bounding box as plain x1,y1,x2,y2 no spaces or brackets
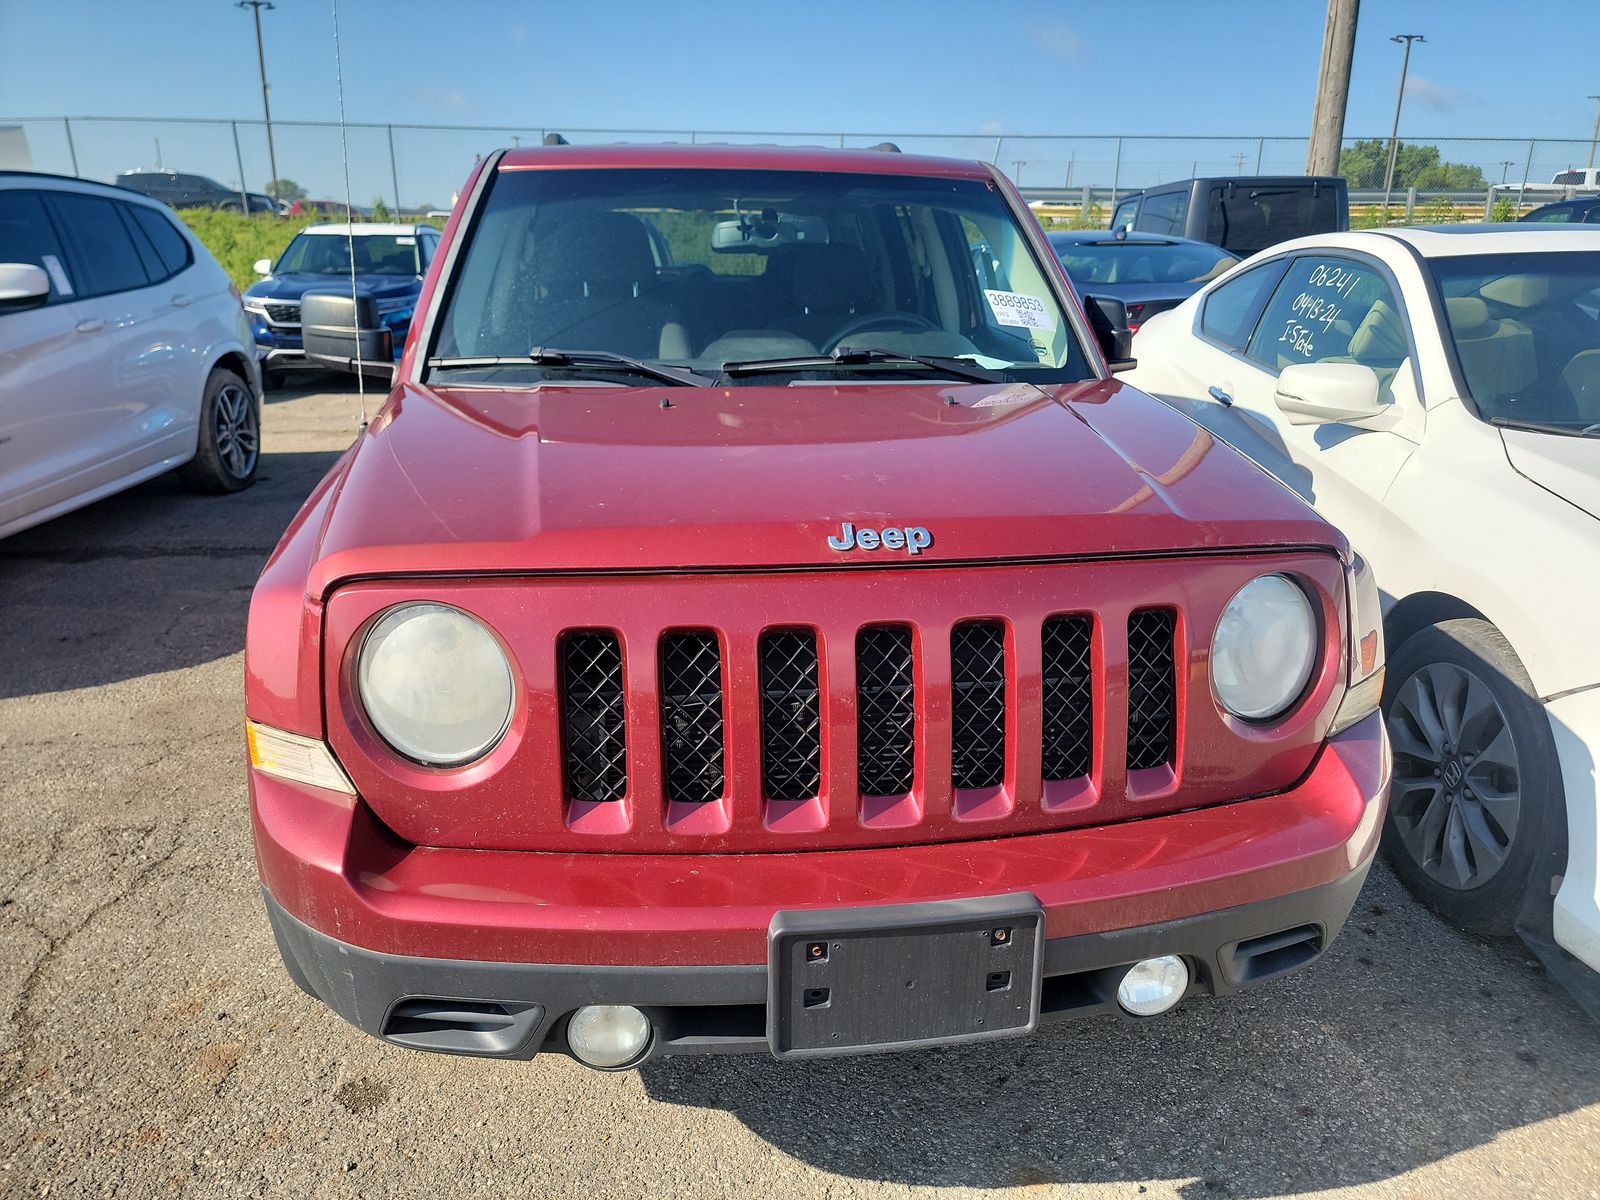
265,178,306,202
1338,138,1486,191
371,197,391,222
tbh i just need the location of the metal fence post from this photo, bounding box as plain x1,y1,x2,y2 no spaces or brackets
231,122,249,213
1110,137,1122,205
1405,187,1416,222
992,137,1004,166
1484,185,1495,221
63,118,79,177
387,125,401,215
1256,137,1264,173
1516,139,1536,211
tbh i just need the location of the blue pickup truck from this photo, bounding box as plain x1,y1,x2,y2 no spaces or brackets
243,222,440,388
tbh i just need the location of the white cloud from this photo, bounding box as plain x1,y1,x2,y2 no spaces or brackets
1036,22,1085,63
413,86,469,113
977,120,1007,136
1405,75,1462,113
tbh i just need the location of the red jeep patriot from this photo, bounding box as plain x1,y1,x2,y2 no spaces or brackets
246,144,1389,1068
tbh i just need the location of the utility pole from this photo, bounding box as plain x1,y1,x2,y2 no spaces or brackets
1381,34,1425,215
1588,95,1600,169
237,0,280,205
1306,0,1360,176
1499,160,1514,183
1233,152,1247,174
1012,160,1026,185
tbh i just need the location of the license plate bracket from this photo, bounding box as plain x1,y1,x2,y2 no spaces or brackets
768,893,1043,1059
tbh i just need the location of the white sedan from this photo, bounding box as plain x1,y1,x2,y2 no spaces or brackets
1127,225,1600,995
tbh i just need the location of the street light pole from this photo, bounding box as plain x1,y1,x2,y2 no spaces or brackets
1381,33,1425,218
1588,95,1600,170
237,0,280,206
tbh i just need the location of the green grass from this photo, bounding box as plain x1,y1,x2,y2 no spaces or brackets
176,208,446,289
176,209,298,289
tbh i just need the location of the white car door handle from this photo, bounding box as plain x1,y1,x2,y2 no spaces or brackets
1207,385,1234,407
170,293,192,308
75,318,106,334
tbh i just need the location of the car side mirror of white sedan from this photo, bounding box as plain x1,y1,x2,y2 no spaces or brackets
1274,362,1385,426
253,258,274,277
0,263,51,313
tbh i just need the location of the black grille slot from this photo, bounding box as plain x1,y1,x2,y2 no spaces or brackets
660,631,726,805
1127,608,1177,770
264,302,300,324
559,631,627,803
951,621,1006,789
759,629,822,801
1041,616,1094,780
857,626,915,795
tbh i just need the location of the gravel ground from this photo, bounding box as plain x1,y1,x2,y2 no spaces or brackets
2,380,1599,1200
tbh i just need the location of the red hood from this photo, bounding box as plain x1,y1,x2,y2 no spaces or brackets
303,377,1342,593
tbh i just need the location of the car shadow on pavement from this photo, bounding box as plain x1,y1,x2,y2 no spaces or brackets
640,865,1600,1196
0,448,343,699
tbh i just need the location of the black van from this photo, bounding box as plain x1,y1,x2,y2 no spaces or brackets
1110,176,1348,257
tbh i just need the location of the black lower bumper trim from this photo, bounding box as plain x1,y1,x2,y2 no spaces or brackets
264,862,1371,1062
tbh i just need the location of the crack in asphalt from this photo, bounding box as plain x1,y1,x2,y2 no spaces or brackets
1,820,186,1101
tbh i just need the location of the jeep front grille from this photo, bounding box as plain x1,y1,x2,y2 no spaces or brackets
330,554,1360,853
1126,608,1178,771
758,629,822,802
856,625,915,795
1041,615,1094,781
660,631,726,806
559,631,627,803
950,621,1007,789
264,301,300,325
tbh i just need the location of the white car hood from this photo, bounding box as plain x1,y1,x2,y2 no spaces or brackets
1502,428,1600,520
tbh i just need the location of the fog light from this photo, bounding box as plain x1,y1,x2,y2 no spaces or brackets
1116,956,1190,1016
566,1005,652,1069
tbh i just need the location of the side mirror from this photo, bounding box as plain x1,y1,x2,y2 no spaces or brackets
0,263,51,313
300,289,397,384
253,258,274,277
1274,362,1385,426
1083,294,1136,374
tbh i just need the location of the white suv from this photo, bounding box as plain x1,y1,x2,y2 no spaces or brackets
0,171,262,539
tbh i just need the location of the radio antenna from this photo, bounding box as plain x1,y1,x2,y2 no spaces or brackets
330,0,367,429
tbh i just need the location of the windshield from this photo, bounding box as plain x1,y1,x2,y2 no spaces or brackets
429,167,1092,385
1047,235,1237,285
1429,251,1600,430
275,232,419,276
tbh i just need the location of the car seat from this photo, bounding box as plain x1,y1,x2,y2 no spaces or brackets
1443,296,1540,412
767,244,879,345
524,211,689,358
1561,350,1600,421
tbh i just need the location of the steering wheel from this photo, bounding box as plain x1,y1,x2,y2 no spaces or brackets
822,311,939,354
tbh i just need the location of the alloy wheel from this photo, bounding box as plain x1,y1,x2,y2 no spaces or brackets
1386,662,1522,890
213,382,259,479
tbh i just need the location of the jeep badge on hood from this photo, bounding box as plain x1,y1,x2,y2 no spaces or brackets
827,522,934,554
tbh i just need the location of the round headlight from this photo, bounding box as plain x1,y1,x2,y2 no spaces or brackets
357,603,514,765
1210,574,1317,721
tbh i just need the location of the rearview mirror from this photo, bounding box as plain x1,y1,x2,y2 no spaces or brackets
1083,294,1136,374
0,263,51,313
253,258,274,277
1274,363,1384,426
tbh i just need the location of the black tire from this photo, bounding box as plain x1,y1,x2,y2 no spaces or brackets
1380,618,1564,936
179,368,260,493
218,199,242,214
262,367,287,392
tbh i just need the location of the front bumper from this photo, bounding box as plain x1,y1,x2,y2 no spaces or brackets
253,712,1387,1060
1549,687,1600,974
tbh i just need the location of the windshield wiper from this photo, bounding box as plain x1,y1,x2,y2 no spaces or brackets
1488,415,1600,438
719,345,1007,386
427,348,712,386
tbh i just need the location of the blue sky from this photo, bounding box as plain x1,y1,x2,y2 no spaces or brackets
2,0,1598,206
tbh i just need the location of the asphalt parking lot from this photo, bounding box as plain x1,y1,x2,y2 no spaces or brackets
2,380,1600,1199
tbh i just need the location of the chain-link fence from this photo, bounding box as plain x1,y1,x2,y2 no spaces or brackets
3,117,1595,219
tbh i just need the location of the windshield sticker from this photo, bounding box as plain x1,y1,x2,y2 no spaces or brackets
41,254,72,295
984,290,1056,331
395,236,416,245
